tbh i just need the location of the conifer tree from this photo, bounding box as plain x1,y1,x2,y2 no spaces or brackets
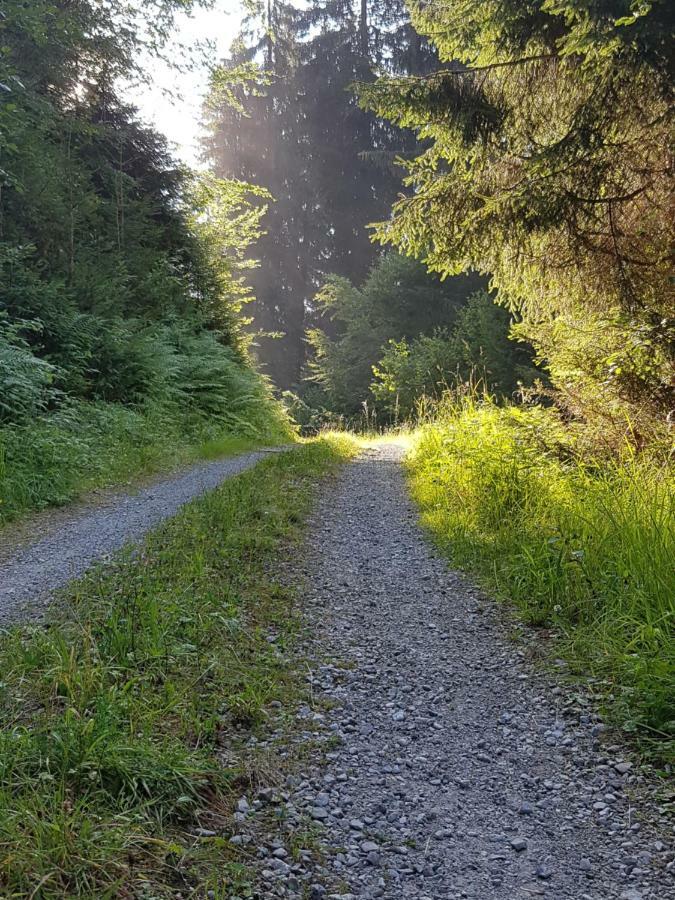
202,0,437,388
359,0,674,439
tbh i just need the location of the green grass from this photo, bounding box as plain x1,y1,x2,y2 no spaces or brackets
406,397,674,761
0,398,295,524
0,434,357,898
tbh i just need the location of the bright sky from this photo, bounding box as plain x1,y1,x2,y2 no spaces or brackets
127,1,244,168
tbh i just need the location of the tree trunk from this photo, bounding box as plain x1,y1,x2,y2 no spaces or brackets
360,0,368,59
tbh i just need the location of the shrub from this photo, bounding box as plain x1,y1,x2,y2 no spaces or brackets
0,318,59,424
0,371,293,522
372,292,540,420
305,253,484,416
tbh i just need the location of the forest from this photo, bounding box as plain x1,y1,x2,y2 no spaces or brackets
0,0,291,520
0,0,673,897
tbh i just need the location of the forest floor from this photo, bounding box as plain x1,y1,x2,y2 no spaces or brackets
243,444,673,900
0,446,290,622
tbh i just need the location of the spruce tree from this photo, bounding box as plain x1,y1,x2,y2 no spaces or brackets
202,0,437,389
359,0,674,440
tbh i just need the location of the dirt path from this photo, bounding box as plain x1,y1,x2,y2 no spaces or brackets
251,446,673,900
0,447,289,622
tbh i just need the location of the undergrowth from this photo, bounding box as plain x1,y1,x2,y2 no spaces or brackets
407,397,674,762
0,435,357,898
0,391,294,523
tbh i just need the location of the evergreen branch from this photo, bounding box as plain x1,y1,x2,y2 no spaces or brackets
357,54,557,89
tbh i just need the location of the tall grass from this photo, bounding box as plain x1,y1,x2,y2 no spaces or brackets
0,317,296,523
0,435,357,897
407,397,674,758
0,391,294,524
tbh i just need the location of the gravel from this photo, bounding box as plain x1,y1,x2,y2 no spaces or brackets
244,445,674,900
4,441,671,897
0,448,288,622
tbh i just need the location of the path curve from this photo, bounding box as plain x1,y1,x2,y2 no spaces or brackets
252,445,672,900
0,447,289,622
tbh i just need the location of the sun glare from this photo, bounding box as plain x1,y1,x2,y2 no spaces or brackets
125,0,243,167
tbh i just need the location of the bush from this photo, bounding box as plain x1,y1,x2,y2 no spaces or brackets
0,368,293,522
371,292,541,420
281,389,353,435
0,313,294,522
408,397,674,756
305,253,484,416
0,318,59,424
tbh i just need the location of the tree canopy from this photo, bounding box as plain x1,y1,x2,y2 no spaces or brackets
359,0,674,442
301,252,537,422
202,0,438,388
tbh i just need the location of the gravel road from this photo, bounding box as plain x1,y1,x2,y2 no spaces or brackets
243,446,673,900
0,448,287,622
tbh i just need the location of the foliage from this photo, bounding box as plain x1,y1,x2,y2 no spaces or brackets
0,382,292,525
0,316,293,521
0,437,358,897
359,0,674,444
408,397,674,757
202,1,439,388
186,174,272,340
281,389,347,435
0,314,60,422
0,0,289,517
371,291,541,419
305,252,485,417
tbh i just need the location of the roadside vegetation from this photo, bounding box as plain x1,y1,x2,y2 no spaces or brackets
0,435,356,898
0,368,292,524
407,396,674,760
0,3,292,523
292,252,539,431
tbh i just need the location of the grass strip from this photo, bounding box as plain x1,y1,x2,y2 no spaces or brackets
406,399,674,764
0,434,357,899
0,397,295,524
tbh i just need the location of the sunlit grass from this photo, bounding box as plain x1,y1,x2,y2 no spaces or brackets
309,425,416,450
0,435,357,897
406,397,674,760
195,434,267,460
